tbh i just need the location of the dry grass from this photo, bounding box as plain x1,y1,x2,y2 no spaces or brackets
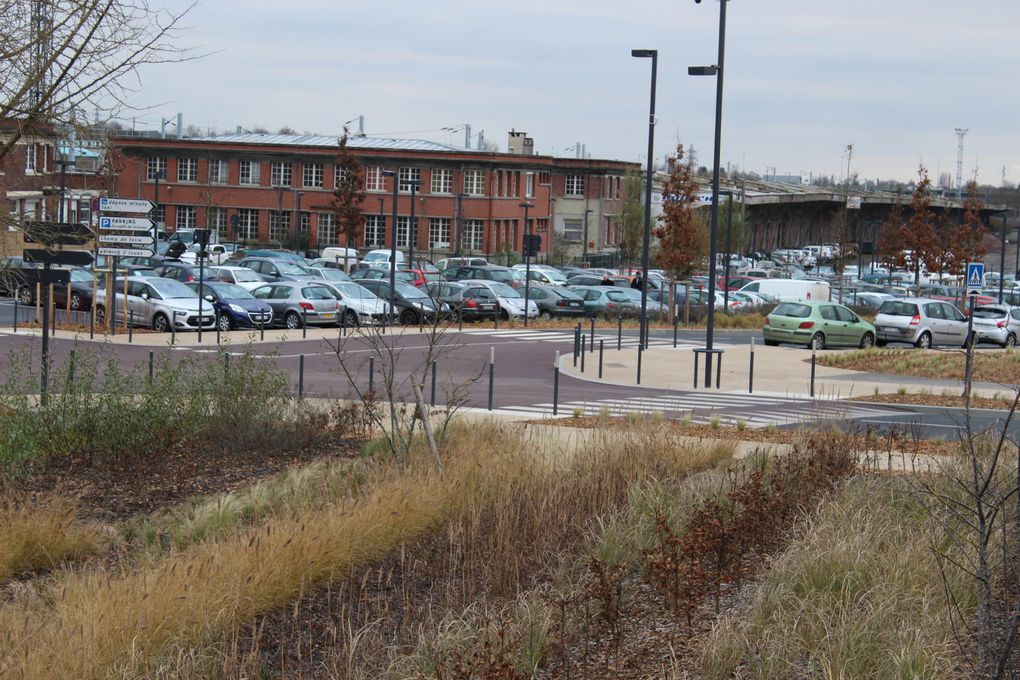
820,347,1020,384
0,495,104,582
699,475,972,679
0,420,734,679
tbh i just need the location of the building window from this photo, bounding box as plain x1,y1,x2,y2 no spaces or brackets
209,207,227,237
303,163,324,188
430,168,452,194
428,218,451,248
334,165,348,189
208,159,228,184
463,169,485,196
177,157,197,183
317,213,336,246
566,174,585,196
146,156,167,181
236,209,259,240
301,212,311,233
365,166,385,191
396,216,410,248
364,215,384,246
25,145,37,173
496,170,519,198
463,219,484,251
240,160,261,185
154,205,166,227
538,171,551,185
271,161,292,187
269,211,291,243
77,198,91,225
176,205,196,229
562,219,582,242
398,167,421,192
525,172,534,198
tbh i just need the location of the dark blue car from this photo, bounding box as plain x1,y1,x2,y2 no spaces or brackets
186,281,273,331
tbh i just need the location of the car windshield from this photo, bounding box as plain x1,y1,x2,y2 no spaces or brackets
606,291,631,302
395,282,427,298
317,269,351,281
552,288,581,300
276,262,310,275
773,302,812,318
423,272,442,282
363,252,389,263
879,300,919,316
148,278,197,299
487,282,519,298
334,283,375,298
544,270,567,282
210,283,253,299
222,268,261,282
972,307,1005,319
70,269,93,282
485,269,514,283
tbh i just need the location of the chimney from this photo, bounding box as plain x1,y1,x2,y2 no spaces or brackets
465,123,471,149
508,129,534,156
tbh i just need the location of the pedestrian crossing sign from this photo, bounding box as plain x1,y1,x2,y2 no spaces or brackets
967,262,984,296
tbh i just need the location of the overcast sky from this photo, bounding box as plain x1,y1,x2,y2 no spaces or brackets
126,0,1020,186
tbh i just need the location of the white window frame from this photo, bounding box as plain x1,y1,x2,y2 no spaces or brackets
464,219,484,251
428,218,451,248
271,161,292,187
365,166,385,192
236,208,259,240
176,205,197,229
565,174,585,196
430,168,452,194
463,169,485,196
398,167,421,193
209,207,227,236
25,144,37,173
317,213,336,245
146,156,166,181
396,216,410,248
208,159,228,184
177,157,197,183
364,215,385,246
334,164,348,189
269,211,291,242
525,172,535,198
303,162,324,188
240,160,261,185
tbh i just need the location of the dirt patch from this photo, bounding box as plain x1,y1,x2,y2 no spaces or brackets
819,348,1020,384
851,393,1017,410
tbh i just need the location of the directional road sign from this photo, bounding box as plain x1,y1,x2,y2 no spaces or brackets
99,234,155,246
97,246,155,257
23,249,93,267
22,221,94,245
99,215,155,231
967,262,985,297
99,197,154,213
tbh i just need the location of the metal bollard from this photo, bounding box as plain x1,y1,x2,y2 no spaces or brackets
487,347,494,411
260,321,265,342
580,334,586,372
302,309,307,339
673,317,678,348
298,354,305,398
810,346,816,398
589,317,595,352
12,297,17,333
617,316,623,351
637,344,643,385
216,318,221,345
369,356,375,393
749,337,755,394
171,319,176,346
128,310,133,343
148,350,154,383
430,360,437,406
599,339,604,379
458,314,463,332
553,350,560,416
573,324,580,366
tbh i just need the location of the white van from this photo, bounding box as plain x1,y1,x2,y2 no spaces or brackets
319,247,361,272
739,279,830,302
361,249,405,268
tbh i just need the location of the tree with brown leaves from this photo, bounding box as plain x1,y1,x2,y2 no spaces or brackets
330,128,365,269
943,181,989,277
654,144,707,282
876,191,908,272
905,166,938,287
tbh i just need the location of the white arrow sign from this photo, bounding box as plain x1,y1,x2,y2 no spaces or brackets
99,216,155,231
98,247,155,257
99,234,155,245
99,197,154,213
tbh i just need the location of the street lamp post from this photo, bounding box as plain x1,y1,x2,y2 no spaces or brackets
55,159,75,222
292,190,303,254
520,201,535,327
631,48,657,378
581,205,592,263
690,0,729,388
381,170,398,327
721,190,734,309
408,179,420,270
377,197,385,250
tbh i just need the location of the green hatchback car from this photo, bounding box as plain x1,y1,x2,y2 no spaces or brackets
763,301,876,350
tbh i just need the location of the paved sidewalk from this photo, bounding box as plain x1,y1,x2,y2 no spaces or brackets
559,342,1008,401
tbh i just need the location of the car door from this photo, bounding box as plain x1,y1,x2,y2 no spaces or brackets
816,305,844,344
941,303,968,344
132,281,156,324
922,302,946,344
834,305,865,345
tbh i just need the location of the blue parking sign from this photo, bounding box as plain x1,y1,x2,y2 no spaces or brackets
967,262,984,296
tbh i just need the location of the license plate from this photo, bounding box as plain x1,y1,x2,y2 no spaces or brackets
320,312,335,319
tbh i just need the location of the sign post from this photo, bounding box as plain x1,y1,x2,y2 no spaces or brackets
964,262,984,399
99,199,156,336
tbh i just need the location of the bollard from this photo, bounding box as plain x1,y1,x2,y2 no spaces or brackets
128,310,133,343
580,334,586,373
749,336,755,394
430,360,437,406
298,354,305,399
89,307,94,340
260,320,265,342
637,344,643,385
12,297,17,333
598,339,604,379
216,318,221,345
573,324,580,366
673,317,678,348
171,318,176,346
458,314,463,332
302,309,308,339
589,317,595,352
716,352,722,389
487,347,494,411
617,316,623,351
693,351,699,389
810,346,816,398
553,351,560,416
148,350,154,383
369,356,375,394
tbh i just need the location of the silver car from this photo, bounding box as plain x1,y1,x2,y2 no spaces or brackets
250,283,339,329
317,281,392,326
874,297,970,348
970,304,1018,348
470,280,538,320
94,276,215,332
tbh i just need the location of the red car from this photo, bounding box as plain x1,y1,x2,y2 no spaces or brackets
401,268,444,287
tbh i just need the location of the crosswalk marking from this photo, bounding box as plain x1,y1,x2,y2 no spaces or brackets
457,328,687,348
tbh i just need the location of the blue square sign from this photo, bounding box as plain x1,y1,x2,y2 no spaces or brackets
967,262,985,296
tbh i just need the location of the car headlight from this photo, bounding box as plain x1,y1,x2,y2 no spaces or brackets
441,303,450,311
228,303,246,313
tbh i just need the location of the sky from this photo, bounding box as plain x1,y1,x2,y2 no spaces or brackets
123,0,1020,187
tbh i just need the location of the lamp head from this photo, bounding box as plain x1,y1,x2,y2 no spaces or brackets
631,49,656,58
688,65,719,76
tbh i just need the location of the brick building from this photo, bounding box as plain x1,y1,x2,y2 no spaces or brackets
110,130,636,262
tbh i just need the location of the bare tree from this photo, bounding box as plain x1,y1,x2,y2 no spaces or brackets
0,0,199,160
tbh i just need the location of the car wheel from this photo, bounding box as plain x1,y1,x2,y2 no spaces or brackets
399,309,416,325
810,333,826,351
285,311,302,330
69,291,84,310
343,309,358,326
763,338,779,346
17,286,33,305
915,331,932,349
539,310,552,321
153,313,171,333
217,313,232,332
1004,334,1017,349
859,332,875,349
500,309,510,321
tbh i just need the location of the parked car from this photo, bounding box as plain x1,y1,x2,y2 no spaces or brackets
738,278,829,302
425,282,499,322
874,298,970,348
401,268,444,287
350,267,417,284
180,243,230,265
470,281,538,320
567,285,638,319
316,281,392,326
361,248,406,268
239,249,308,264
436,256,488,271
522,284,586,320
614,287,669,315
186,281,273,331
49,267,98,311
237,257,315,283
357,279,447,324
208,265,267,291
511,264,568,286
565,274,630,287
94,276,216,332
304,267,353,284
154,261,215,283
763,301,876,350
969,304,1018,348
443,264,520,288
249,282,340,329
317,247,360,272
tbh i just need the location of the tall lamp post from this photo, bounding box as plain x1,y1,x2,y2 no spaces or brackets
690,0,729,388
720,190,734,309
55,159,75,222
381,170,398,326
292,190,303,254
631,48,657,380
408,179,420,269
520,201,535,327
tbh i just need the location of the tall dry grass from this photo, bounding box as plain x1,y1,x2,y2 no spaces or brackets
0,495,104,581
698,475,972,679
